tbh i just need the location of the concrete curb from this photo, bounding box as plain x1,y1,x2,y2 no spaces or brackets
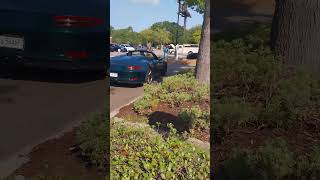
110,95,143,119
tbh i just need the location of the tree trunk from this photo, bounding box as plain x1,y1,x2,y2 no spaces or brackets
271,0,320,73
195,0,210,84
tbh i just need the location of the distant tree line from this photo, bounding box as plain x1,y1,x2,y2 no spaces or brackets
110,21,202,47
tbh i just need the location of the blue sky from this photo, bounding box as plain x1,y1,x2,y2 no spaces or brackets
110,0,203,32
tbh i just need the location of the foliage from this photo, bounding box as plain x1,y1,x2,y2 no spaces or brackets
219,138,320,179
111,122,210,179
218,139,296,180
111,26,141,46
178,106,210,131
212,25,320,132
111,21,201,46
183,0,205,14
133,73,209,114
189,25,202,44
140,28,170,46
150,21,184,44
133,94,159,115
296,146,320,179
76,112,108,167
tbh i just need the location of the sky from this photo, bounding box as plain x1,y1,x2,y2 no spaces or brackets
110,0,204,32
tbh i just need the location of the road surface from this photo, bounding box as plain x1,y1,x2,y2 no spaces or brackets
0,67,107,177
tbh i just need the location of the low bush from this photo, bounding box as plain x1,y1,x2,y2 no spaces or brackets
212,25,320,132
76,112,108,168
111,122,210,179
296,146,320,179
133,94,159,115
133,73,209,114
218,138,320,180
178,106,210,131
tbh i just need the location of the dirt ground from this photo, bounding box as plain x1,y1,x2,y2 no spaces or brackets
11,129,105,179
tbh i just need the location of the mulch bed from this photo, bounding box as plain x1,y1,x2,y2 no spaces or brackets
116,100,210,142
12,129,105,180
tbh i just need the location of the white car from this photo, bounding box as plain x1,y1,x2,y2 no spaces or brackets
169,44,199,55
120,44,135,52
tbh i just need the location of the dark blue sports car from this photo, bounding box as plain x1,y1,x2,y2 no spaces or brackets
110,50,167,85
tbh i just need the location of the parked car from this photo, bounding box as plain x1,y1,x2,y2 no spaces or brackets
168,44,175,54
110,50,167,85
0,0,107,73
187,52,198,59
135,45,147,51
169,44,199,55
120,44,135,52
110,44,121,52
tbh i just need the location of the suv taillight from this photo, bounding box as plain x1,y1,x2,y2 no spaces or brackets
53,15,103,28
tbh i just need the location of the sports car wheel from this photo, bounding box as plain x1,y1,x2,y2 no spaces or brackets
145,69,153,84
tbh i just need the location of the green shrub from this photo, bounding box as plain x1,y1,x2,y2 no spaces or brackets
134,72,210,113
219,138,295,180
77,112,108,167
161,73,198,93
213,97,259,133
255,139,295,179
218,149,256,180
111,122,210,179
296,146,320,179
178,106,210,131
133,94,159,115
212,25,320,131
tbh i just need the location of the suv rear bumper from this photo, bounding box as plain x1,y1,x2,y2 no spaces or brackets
0,56,106,71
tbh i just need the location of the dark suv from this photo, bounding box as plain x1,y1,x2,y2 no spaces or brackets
0,0,108,73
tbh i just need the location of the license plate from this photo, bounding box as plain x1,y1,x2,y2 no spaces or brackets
0,35,24,50
110,72,118,77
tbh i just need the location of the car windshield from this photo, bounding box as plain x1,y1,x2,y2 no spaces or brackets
127,51,156,60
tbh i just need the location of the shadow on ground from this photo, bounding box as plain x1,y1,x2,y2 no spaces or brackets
148,111,190,134
110,81,142,88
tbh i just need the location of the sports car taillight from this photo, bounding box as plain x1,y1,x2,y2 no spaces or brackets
129,77,138,81
127,66,142,70
64,51,88,59
53,15,103,28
